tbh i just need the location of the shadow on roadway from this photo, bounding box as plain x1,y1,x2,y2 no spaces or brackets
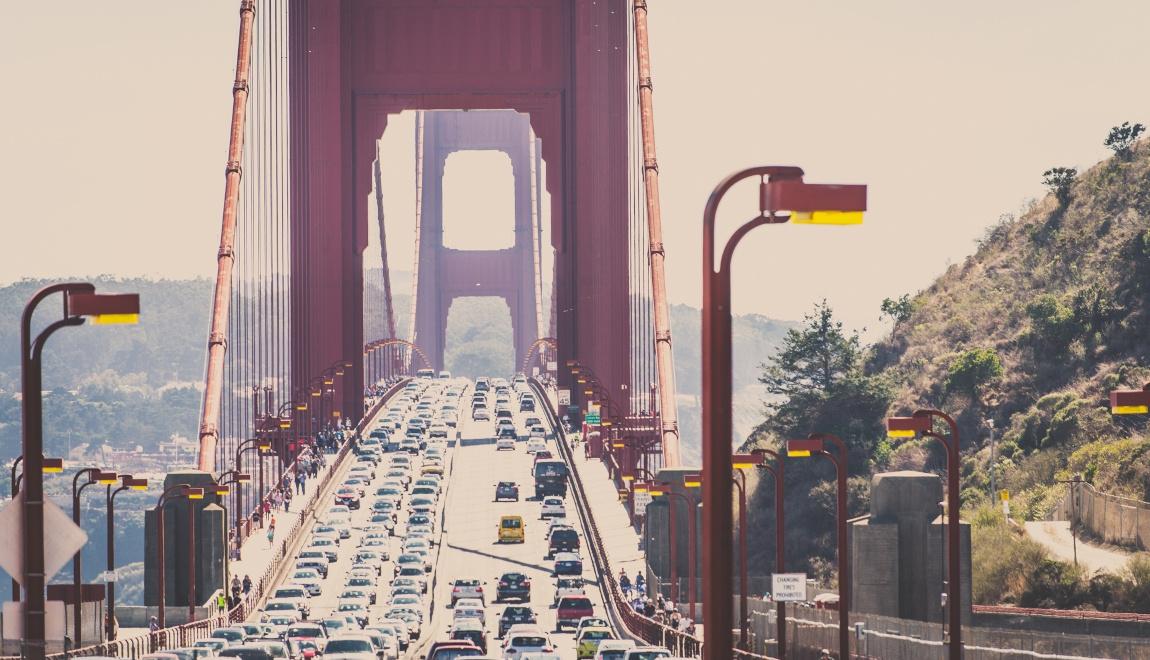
442,539,600,590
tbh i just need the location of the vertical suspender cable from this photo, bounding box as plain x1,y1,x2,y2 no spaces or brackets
199,0,257,471
632,0,680,467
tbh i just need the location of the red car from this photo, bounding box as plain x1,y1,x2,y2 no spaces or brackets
426,640,484,660
556,595,594,630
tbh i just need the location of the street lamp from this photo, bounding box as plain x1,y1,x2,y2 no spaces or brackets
71,467,117,648
732,453,764,648
786,433,849,660
646,483,681,603
1054,474,1085,567
1110,383,1150,414
20,283,139,660
9,456,64,601
887,411,963,660
682,474,704,621
701,167,865,660
154,485,204,629
751,448,788,659
105,475,147,639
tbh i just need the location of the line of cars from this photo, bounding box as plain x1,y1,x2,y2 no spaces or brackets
178,377,466,660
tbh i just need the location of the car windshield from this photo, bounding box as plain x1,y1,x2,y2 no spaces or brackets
627,653,671,660
582,630,612,640
286,625,322,637
534,462,568,477
511,636,548,646
501,519,522,529
561,598,591,608
323,639,372,653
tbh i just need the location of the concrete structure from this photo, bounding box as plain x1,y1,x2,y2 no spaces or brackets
143,471,226,610
850,470,971,624
412,110,542,370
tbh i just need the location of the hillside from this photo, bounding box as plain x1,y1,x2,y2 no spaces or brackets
869,138,1150,515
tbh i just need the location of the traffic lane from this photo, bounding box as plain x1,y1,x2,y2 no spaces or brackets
425,417,602,659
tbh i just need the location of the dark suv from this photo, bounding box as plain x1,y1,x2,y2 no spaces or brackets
547,527,580,558
495,571,531,602
497,605,538,638
494,481,519,502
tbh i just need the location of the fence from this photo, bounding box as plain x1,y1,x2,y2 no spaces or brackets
1053,481,1150,551
7,379,409,660
742,598,1150,660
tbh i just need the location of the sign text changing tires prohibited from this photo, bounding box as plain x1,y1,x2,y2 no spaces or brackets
771,572,807,602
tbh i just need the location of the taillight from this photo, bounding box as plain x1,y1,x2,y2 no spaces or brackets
476,586,483,592
500,582,508,587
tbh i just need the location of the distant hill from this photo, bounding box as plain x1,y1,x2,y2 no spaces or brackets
869,139,1150,514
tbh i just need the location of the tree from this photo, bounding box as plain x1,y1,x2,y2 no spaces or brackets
1041,167,1077,206
945,347,1003,399
1104,121,1146,160
761,300,860,398
880,294,914,325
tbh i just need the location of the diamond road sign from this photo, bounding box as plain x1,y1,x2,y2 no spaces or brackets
0,493,88,586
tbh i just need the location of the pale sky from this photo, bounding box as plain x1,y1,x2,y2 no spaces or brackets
1,1,1147,333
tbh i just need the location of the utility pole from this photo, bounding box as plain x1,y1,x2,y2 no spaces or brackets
986,418,996,500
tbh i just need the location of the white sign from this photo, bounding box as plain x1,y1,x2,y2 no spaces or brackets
0,493,88,586
2,600,66,641
558,389,571,406
546,361,557,372
634,491,653,508
771,573,807,602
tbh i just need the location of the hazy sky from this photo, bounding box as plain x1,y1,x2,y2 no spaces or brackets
1,1,1147,333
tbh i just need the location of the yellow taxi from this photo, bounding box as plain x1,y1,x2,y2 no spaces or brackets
498,515,525,543
575,626,615,658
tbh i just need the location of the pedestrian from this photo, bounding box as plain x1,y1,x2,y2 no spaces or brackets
261,498,271,523
267,515,276,545
231,574,241,600
216,591,227,614
635,572,645,593
284,487,292,511
242,574,252,594
149,616,159,633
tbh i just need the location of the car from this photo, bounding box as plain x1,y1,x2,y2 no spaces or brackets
621,648,673,660
576,627,616,659
295,555,329,579
496,436,516,451
408,513,434,529
426,641,483,660
450,617,488,653
395,552,430,574
525,438,547,454
394,567,428,593
553,552,583,576
336,598,372,627
211,626,247,644
339,587,376,606
321,634,377,660
495,572,531,602
593,640,637,660
308,537,339,562
262,598,307,619
553,577,586,605
354,549,387,572
284,622,326,642
191,639,229,652
472,407,490,421
335,487,361,509
389,593,424,610
453,604,486,626
498,515,525,543
421,463,444,476
259,613,298,635
575,617,611,637
494,481,519,501
325,505,352,525
290,569,323,596
556,596,595,630
343,478,368,497
450,578,485,606
501,627,554,656
329,520,352,539
271,585,311,606
540,497,566,519
497,606,538,638
408,495,436,513
547,527,580,558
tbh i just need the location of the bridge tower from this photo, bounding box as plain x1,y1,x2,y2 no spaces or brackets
411,110,541,371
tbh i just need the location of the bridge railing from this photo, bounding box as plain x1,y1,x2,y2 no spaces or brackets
33,379,410,660
532,379,764,659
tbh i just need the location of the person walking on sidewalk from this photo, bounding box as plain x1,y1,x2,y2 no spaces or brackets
266,515,276,545
242,574,252,595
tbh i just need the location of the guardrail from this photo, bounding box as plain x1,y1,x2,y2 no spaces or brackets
32,379,411,660
530,379,746,659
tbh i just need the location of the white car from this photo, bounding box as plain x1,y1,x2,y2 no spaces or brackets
453,604,486,626
553,577,586,604
325,505,352,525
525,438,547,454
502,626,553,656
473,407,491,421
290,569,323,596
540,496,566,519
622,648,673,660
496,436,516,451
595,640,638,659
322,634,377,660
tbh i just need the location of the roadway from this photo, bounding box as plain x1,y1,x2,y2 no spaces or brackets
247,377,611,659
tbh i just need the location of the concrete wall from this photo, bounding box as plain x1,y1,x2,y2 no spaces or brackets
1055,481,1150,551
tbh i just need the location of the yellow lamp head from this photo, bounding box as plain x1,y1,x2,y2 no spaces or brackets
1111,387,1150,415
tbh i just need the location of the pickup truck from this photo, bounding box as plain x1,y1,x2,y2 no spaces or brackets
556,595,594,630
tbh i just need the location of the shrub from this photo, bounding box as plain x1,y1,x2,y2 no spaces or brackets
880,294,914,325
1019,558,1087,609
971,505,1048,604
1042,167,1077,205
945,348,1003,399
1105,122,1146,160
1026,294,1080,352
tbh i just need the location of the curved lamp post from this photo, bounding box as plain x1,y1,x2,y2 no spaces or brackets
786,433,849,660
887,411,963,660
682,474,704,621
71,467,118,648
20,283,138,660
105,475,147,639
155,485,204,629
700,168,864,660
731,453,765,648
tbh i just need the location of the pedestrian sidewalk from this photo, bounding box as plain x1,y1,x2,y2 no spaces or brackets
572,446,646,580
